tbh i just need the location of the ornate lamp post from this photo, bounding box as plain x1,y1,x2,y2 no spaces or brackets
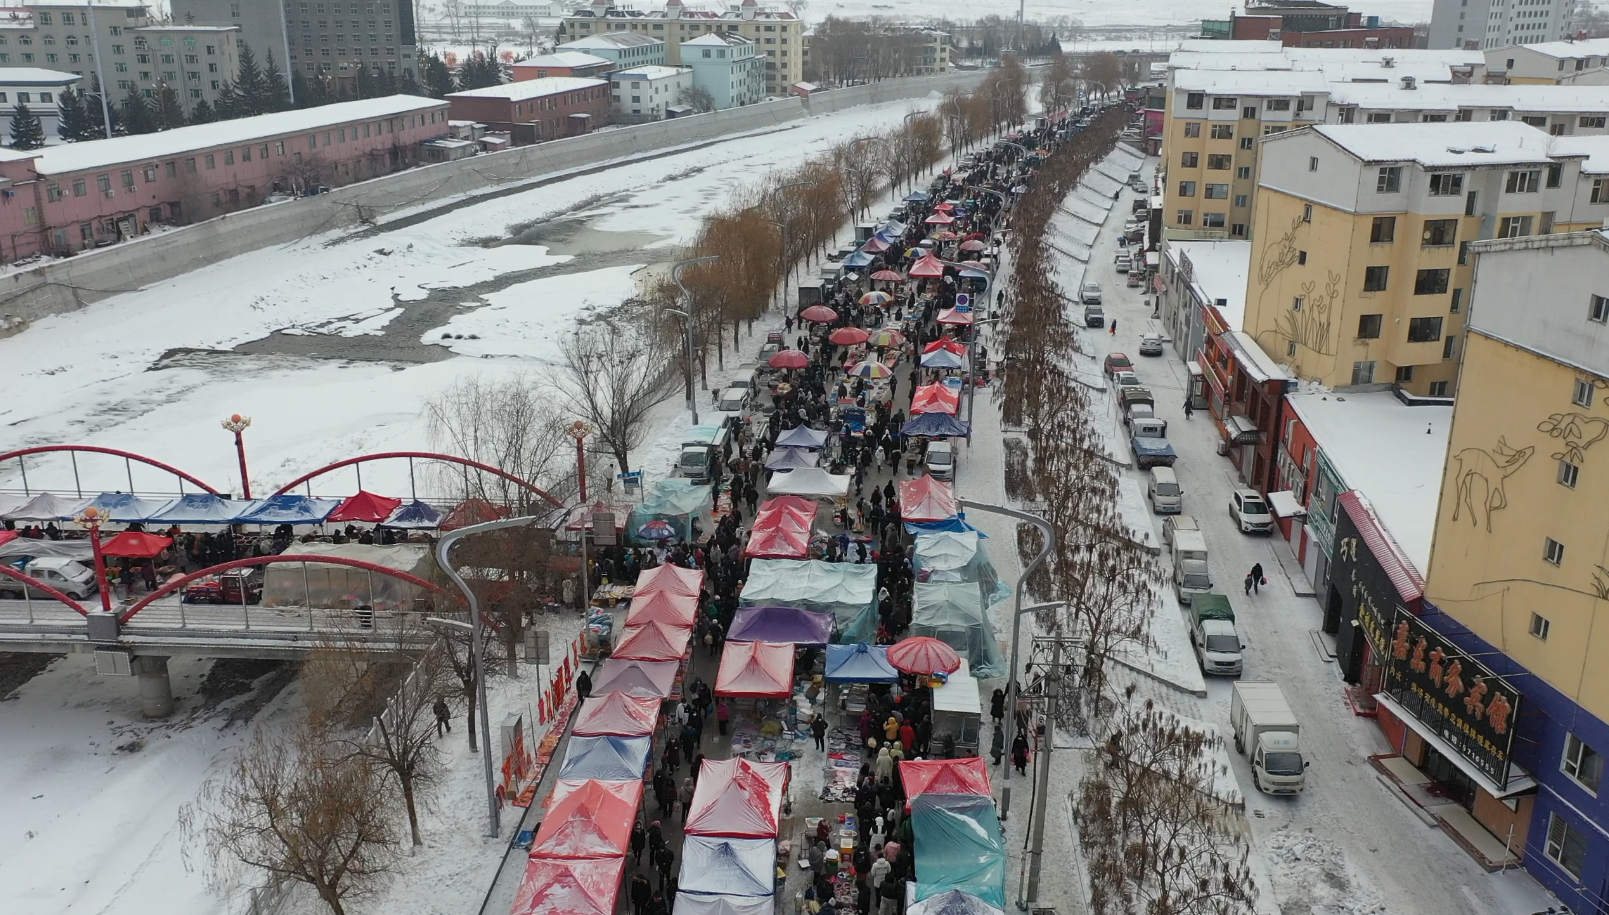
75,506,114,614
569,420,592,503
220,414,253,499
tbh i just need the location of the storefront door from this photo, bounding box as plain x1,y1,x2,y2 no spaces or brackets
1422,745,1477,811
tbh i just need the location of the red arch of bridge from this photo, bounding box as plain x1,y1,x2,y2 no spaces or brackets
119,555,464,624
269,451,564,509
0,564,91,616
0,445,222,495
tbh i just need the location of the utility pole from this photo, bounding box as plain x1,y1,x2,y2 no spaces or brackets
670,255,720,426
1020,634,1061,911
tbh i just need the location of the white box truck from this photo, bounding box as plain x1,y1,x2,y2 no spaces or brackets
1231,681,1307,795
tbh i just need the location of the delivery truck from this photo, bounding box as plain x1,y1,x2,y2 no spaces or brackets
1231,680,1307,795
1188,592,1242,677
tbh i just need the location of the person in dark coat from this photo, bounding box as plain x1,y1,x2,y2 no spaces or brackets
1012,733,1030,775
990,688,1005,724
575,669,592,700
811,714,828,751
631,822,647,862
990,723,1005,766
647,820,666,858
655,846,675,890
630,874,653,915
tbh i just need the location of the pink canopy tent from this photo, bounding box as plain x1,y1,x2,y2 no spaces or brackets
530,778,644,858
715,640,795,698
923,338,967,355
745,495,816,560
684,758,791,838
936,307,974,326
610,620,692,662
907,255,946,278
911,383,961,415
899,757,992,804
633,563,703,598
899,476,960,523
327,490,403,523
572,692,662,737
510,855,626,915
588,658,680,698
625,590,698,629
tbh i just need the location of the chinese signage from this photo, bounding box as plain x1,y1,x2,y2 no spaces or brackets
1178,249,1194,284
1383,612,1520,786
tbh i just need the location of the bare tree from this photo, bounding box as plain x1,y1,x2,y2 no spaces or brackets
677,85,715,113
182,723,399,915
422,372,577,510
1080,52,1125,101
432,613,508,752
554,312,679,474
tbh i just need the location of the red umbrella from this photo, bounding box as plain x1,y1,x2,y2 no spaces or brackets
871,270,905,282
769,349,810,369
828,326,871,345
887,637,961,675
958,239,987,252
799,304,839,323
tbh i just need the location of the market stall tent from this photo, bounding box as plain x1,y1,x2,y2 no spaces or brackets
762,446,820,471
902,412,972,439
900,758,992,803
628,479,714,544
510,855,626,915
147,493,255,524
327,490,403,524
742,558,878,643
589,658,679,698
908,889,1006,915
715,640,794,698
609,620,691,662
911,793,1006,909
743,497,815,560
677,836,777,897
764,467,850,499
910,581,1007,678
911,383,961,415
899,476,959,523
673,896,776,915
624,590,698,629
98,531,173,559
530,778,643,858
572,692,661,737
557,735,652,781
727,605,833,647
774,425,829,450
234,494,342,525
381,500,444,529
632,563,703,598
261,542,432,612
824,643,900,683
914,531,1011,605
684,758,790,837
73,492,183,523
1,493,88,520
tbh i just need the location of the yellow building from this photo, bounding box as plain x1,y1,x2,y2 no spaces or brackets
1485,38,1609,84
1243,121,1609,396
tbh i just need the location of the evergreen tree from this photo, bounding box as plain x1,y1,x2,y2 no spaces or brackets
355,63,375,100
398,67,422,97
374,66,396,97
234,41,266,115
8,103,44,149
83,76,116,139
154,84,186,130
262,54,291,112
421,53,454,99
189,98,217,124
119,82,157,135
213,79,243,120
55,87,89,141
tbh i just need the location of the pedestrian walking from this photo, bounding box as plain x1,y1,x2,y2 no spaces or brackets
989,688,1005,724
1011,733,1029,775
1109,317,1117,335
630,874,653,915
1184,398,1194,419
716,698,731,735
812,713,828,751
990,723,1005,766
433,696,451,737
631,822,646,863
576,669,591,700
1250,562,1265,595
655,847,675,891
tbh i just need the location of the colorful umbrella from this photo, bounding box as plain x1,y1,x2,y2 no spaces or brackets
869,327,906,347
637,519,677,541
887,636,962,675
848,360,893,379
871,270,905,282
859,291,892,306
769,349,811,369
932,231,960,241
958,239,987,252
799,304,839,323
828,326,871,345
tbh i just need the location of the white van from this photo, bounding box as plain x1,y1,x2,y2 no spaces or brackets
925,441,956,481
1148,467,1182,514
715,386,752,419
1172,529,1212,604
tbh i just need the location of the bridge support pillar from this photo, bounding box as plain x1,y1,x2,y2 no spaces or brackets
135,656,174,719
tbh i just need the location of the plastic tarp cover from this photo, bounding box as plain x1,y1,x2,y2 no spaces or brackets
741,559,878,643
899,477,959,523
0,538,91,562
609,620,691,662
920,348,967,369
902,412,972,439
382,500,444,530
908,889,1006,915
327,490,402,523
557,735,652,781
911,794,1006,909
715,640,795,698
913,532,1010,606
764,467,850,499
678,836,777,897
624,590,698,629
911,384,961,415
572,692,661,737
745,496,816,560
904,516,985,537
763,446,820,471
98,531,173,559
824,643,900,683
70,492,183,523
900,758,992,802
234,495,343,525
1,493,90,521
728,606,834,647
774,425,829,449
910,581,1006,679
147,493,254,524
632,563,704,598
510,855,626,915
672,896,776,915
628,479,714,544
0,494,28,518
261,542,432,612
589,658,679,698
530,778,643,858
684,758,789,837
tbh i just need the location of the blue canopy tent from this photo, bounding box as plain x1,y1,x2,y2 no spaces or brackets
774,425,829,450
842,250,876,269
902,413,972,438
903,191,930,203
911,794,1006,909
763,447,820,471
235,495,342,525
75,492,177,523
148,493,255,524
824,643,900,683
919,349,967,370
678,837,775,898
557,735,652,781
382,500,443,529
904,515,987,537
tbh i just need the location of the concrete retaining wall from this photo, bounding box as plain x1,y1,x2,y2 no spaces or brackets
0,70,986,337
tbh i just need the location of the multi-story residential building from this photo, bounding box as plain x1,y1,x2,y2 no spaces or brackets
462,0,558,22
682,31,764,109
511,51,612,81
1413,228,1609,909
609,64,691,122
130,25,241,114
171,0,418,92
800,23,949,83
1486,37,1609,81
445,77,608,142
1244,121,1609,397
559,0,800,98
1430,0,1576,51
556,32,666,69
1323,81,1609,133
1203,0,1418,50
0,66,77,137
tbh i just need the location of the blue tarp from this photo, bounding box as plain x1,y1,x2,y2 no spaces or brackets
920,349,967,370
824,643,900,683
678,837,775,898
904,516,987,537
76,492,177,523
382,500,443,529
774,425,829,449
911,794,1006,909
557,735,652,781
234,495,342,525
909,890,1005,915
902,413,972,438
148,493,255,524
843,250,876,268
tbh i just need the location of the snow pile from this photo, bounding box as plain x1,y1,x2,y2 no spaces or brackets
1259,829,1396,915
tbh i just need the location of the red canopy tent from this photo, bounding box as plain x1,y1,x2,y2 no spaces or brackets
911,383,961,415
327,490,403,524
924,212,957,225
510,855,626,915
572,692,662,737
530,778,643,858
715,640,795,698
936,307,974,326
625,590,698,629
610,620,692,661
633,563,703,599
907,255,946,278
899,476,960,523
923,338,967,355
684,758,791,837
440,498,509,531
98,531,173,559
899,757,991,803
745,496,816,560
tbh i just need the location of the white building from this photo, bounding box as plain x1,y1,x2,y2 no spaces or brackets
1429,0,1576,51
1486,38,1609,81
0,67,77,141
557,31,667,69
1323,81,1609,135
609,64,691,121
682,32,764,109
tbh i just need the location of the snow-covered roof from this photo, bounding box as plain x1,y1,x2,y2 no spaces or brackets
684,32,755,47
447,77,606,101
1309,122,1555,167
0,68,81,86
1286,388,1451,573
560,31,663,49
1172,68,1329,96
1325,82,1609,113
134,24,239,32
1547,135,1609,173
32,95,446,176
1170,44,1485,78
611,65,689,81
1166,240,1250,331
511,51,612,69
1499,37,1609,61
1225,330,1291,384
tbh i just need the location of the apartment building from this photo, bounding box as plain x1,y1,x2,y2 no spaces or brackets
171,0,418,90
444,77,608,142
609,64,691,121
556,32,666,69
1429,0,1576,51
0,66,77,136
511,52,613,81
559,0,801,98
682,31,764,109
1324,81,1609,133
1245,121,1609,396
1487,36,1609,81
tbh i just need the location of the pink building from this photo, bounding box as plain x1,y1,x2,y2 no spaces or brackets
0,95,450,259
446,78,610,145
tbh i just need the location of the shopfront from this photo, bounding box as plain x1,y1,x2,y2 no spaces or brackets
1327,490,1422,694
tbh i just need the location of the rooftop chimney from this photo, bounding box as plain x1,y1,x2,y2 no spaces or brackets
1402,75,1417,89
1382,55,1395,68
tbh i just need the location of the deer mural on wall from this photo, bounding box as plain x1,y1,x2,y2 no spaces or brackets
1450,437,1534,533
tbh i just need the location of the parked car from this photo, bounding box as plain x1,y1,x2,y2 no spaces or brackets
1103,353,1133,376
1080,282,1103,304
1083,303,1105,328
1139,333,1164,356
1229,489,1275,534
0,557,99,600
1113,370,1141,388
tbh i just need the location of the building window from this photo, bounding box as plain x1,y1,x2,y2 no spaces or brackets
1562,735,1603,793
1498,215,1533,238
1309,155,1319,171
1351,360,1376,385
1371,216,1395,242
1205,184,1228,199
1268,98,1292,112
1594,179,1609,204
1206,154,1231,170
1421,219,1457,247
1545,537,1566,565
1429,172,1464,196
1241,105,1257,119
1581,116,1607,128
1232,223,1247,238
205,153,215,168
1180,151,1198,167
1591,294,1609,323
1297,250,1307,265
1559,459,1581,489
1210,124,1233,140
1177,181,1196,197
46,184,62,202
1203,213,1226,228
1302,203,1312,222
1395,365,1414,384
1185,92,1203,110
1363,266,1389,291
71,178,85,196
1212,96,1239,110
1443,334,1458,360
1414,269,1450,296
1429,381,1449,396
1176,209,1193,226
1573,378,1595,407
1376,166,1402,192
1239,136,1254,149
1531,612,1552,640
1237,166,1251,179
1506,169,1541,193
1407,315,1443,341
1357,314,1383,339
1548,163,1563,188
1183,121,1201,138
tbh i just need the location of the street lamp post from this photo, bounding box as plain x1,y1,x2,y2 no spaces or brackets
568,420,591,504
670,254,721,427
75,506,114,614
220,414,253,499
